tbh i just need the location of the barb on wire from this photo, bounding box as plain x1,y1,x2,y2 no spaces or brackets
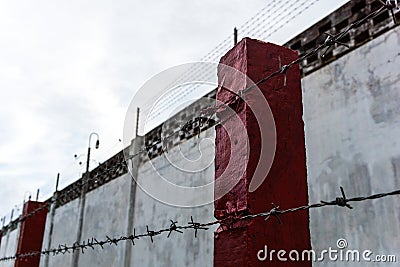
321,32,350,58
168,220,183,238
321,186,353,209
265,203,283,224
188,216,209,238
146,225,158,243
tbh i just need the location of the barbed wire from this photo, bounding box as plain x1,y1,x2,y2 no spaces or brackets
145,0,316,124
1,186,399,262
251,0,318,40
257,0,322,41
199,0,276,62
201,0,293,62
0,0,398,262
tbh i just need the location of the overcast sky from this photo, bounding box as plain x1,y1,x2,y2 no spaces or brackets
0,0,349,221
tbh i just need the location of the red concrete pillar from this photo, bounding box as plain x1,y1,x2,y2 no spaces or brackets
15,201,48,267
214,38,311,266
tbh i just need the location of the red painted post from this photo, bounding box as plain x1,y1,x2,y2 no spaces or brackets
214,38,311,266
15,201,48,267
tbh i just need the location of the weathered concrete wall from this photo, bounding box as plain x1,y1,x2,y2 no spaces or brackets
38,176,132,267
40,198,80,267
77,174,131,267
0,226,19,267
131,128,216,267
303,27,400,266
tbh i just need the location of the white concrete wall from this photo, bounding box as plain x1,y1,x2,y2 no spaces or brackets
131,128,216,267
0,226,19,267
78,174,131,267
39,176,133,267
41,198,80,267
303,27,400,266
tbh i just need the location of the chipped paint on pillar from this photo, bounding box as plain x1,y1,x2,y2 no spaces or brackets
214,38,311,267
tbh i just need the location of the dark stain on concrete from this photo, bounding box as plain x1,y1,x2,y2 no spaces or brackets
391,156,400,189
367,69,400,124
